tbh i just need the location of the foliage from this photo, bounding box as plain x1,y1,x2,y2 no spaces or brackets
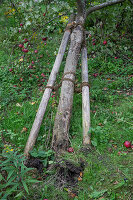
29,149,54,167
0,147,40,199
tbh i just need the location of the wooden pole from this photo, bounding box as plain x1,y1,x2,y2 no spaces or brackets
81,42,91,145
24,15,75,157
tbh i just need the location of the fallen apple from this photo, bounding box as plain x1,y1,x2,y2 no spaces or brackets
34,50,38,54
29,65,33,69
19,44,23,48
20,23,23,26
41,73,45,77
68,147,74,153
22,48,28,53
42,79,45,82
24,38,28,43
103,40,107,45
124,141,131,148
20,78,23,82
93,73,98,77
42,37,47,41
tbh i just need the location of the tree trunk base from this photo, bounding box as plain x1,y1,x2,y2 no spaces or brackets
55,159,85,188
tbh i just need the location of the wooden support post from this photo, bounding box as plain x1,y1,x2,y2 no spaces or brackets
24,15,75,157
81,43,91,145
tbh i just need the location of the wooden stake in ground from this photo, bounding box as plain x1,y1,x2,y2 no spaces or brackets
24,15,75,157
81,43,91,145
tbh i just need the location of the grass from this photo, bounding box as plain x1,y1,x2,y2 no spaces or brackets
0,1,133,199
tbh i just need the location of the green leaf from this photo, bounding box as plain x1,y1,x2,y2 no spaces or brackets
114,181,125,189
91,139,98,147
7,170,15,180
26,179,41,183
25,21,31,26
5,175,17,187
89,189,107,198
15,191,24,198
2,184,19,199
22,181,29,194
1,166,15,171
0,173,3,181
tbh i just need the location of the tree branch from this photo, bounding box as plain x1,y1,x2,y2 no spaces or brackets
86,0,125,17
129,0,133,4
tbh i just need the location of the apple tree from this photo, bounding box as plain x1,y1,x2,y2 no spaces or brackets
24,0,133,156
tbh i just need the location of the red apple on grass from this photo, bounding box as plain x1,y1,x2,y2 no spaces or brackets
41,73,45,77
22,48,28,53
103,40,107,45
20,78,23,82
20,23,23,26
93,73,98,77
42,79,45,82
34,50,38,54
29,65,33,69
24,38,28,43
19,44,23,48
42,37,47,41
68,147,74,153
124,141,131,148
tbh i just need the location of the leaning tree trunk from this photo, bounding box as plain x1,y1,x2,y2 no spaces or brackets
51,16,84,152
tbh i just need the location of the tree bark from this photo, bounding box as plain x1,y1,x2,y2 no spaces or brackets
81,43,91,145
51,21,84,152
24,15,75,157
